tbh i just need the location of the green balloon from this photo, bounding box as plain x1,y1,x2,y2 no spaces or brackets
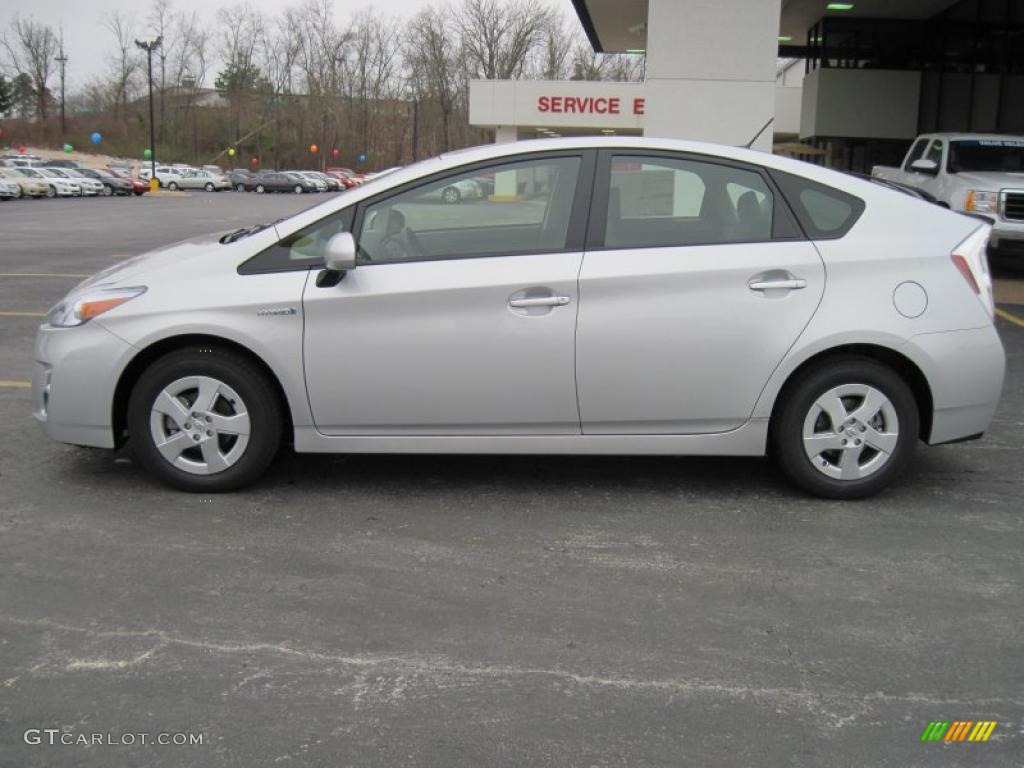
143,149,152,159
63,143,73,153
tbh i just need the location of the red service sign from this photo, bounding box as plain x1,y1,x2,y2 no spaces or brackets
538,96,645,116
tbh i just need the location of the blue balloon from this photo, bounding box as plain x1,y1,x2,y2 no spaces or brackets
90,132,102,144
358,153,366,162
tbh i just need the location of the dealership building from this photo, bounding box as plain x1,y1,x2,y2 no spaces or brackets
469,0,1024,171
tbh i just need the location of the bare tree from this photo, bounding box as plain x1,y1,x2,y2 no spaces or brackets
456,0,550,80
148,0,175,140
405,6,462,153
534,12,575,80
104,11,139,120
2,16,59,119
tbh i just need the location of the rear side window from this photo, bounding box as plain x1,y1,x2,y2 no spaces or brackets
770,170,865,240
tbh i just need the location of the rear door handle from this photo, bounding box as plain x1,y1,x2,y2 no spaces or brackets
509,296,571,308
748,278,807,291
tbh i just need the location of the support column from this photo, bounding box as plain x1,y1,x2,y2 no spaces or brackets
494,126,518,144
643,0,781,151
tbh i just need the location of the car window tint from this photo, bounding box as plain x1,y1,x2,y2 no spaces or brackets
240,207,356,273
769,169,865,240
357,156,581,264
604,156,774,249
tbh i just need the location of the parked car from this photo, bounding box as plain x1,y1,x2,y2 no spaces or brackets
325,169,359,189
202,165,224,176
243,172,317,194
107,168,149,196
305,171,341,191
76,168,134,196
0,168,49,198
19,167,80,197
430,177,484,204
2,156,45,169
0,178,20,199
47,168,105,196
229,169,256,192
32,137,1005,498
174,170,232,192
139,165,185,187
872,133,1024,257
284,171,328,192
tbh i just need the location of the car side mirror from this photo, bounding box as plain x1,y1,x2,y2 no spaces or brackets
317,232,356,287
910,158,938,175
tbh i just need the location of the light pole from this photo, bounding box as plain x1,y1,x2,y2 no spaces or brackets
55,29,68,135
135,36,162,189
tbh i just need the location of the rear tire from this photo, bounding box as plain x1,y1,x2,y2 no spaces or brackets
772,357,919,499
205,182,214,192
167,181,178,191
294,185,303,194
442,186,461,204
46,185,57,198
255,184,265,194
236,183,246,192
127,348,283,492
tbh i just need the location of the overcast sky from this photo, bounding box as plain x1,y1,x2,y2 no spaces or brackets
2,0,567,92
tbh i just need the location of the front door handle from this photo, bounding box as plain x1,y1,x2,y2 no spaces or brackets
509,296,571,308
748,278,807,292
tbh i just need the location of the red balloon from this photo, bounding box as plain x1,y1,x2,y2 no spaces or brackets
250,156,259,166
18,144,26,154
332,148,340,158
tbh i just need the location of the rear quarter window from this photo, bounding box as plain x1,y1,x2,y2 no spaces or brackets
769,170,865,240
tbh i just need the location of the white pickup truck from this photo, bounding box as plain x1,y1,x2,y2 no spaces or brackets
872,133,1024,257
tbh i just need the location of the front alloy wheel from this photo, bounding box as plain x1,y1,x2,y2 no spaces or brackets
294,184,303,194
128,348,282,492
773,357,918,499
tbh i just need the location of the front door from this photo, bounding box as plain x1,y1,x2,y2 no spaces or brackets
303,153,592,436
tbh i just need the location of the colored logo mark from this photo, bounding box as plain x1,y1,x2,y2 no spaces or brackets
921,721,997,742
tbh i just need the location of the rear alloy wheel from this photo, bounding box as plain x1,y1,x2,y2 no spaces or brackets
442,186,461,204
128,348,282,492
205,182,215,192
773,357,919,499
294,184,303,194
236,183,246,192
255,184,266,194
46,185,57,198
167,181,179,191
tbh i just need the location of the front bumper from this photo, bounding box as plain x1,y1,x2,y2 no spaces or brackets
33,321,135,449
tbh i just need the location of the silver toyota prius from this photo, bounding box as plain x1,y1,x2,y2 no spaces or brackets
32,137,1005,498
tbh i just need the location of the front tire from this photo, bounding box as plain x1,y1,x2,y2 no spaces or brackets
46,185,57,198
127,348,283,492
294,184,303,194
255,184,265,194
442,186,461,204
772,357,919,499
167,181,178,191
102,184,113,196
205,182,215,192
236,183,246,192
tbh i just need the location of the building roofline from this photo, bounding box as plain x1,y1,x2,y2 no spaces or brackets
571,0,605,53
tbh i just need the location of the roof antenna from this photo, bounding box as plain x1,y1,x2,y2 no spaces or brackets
745,118,774,149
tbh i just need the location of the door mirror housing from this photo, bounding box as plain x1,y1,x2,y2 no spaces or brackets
910,158,939,175
324,232,357,273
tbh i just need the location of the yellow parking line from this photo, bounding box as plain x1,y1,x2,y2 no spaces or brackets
0,311,45,318
0,272,89,279
0,380,31,388
996,307,1024,329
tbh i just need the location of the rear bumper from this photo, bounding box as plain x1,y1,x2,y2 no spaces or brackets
906,325,1006,445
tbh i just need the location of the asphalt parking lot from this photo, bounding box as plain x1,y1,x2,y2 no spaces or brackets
1,193,1022,767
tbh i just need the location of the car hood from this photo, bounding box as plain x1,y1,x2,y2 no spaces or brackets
68,232,230,297
953,170,1024,190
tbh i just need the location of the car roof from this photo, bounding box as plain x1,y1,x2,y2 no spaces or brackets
915,132,1024,142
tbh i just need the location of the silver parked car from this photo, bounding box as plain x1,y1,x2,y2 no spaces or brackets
33,138,1005,498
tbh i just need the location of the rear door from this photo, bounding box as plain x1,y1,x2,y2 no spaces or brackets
575,150,825,434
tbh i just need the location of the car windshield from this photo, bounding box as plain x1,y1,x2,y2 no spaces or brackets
47,169,69,177
62,169,86,178
948,140,1024,173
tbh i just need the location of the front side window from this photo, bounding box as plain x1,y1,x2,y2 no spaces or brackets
924,139,944,166
602,156,775,249
357,156,582,264
903,138,928,170
240,207,355,274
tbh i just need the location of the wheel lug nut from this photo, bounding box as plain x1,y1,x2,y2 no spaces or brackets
184,422,192,429
841,439,848,446
206,431,212,437
192,435,200,442
205,415,212,422
191,412,199,418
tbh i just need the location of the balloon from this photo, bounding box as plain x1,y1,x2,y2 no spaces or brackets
309,144,319,154
331,148,339,158
63,143,73,153
18,144,26,154
250,156,259,166
358,153,366,162
90,132,102,144
227,148,236,157
143,148,152,159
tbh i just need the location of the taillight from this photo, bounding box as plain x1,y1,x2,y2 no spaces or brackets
951,225,994,317
951,253,980,294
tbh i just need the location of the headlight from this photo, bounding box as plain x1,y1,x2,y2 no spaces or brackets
965,190,998,214
47,287,146,327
